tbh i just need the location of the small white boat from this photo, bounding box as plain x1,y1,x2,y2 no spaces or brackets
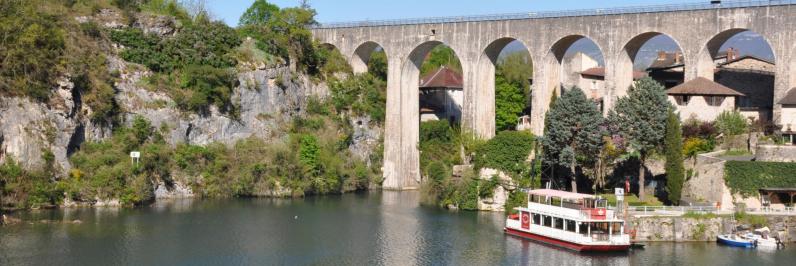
746,227,784,249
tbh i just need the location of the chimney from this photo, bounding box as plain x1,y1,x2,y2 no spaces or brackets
674,51,682,64
657,51,666,61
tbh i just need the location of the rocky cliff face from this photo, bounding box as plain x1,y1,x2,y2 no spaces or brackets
0,56,330,175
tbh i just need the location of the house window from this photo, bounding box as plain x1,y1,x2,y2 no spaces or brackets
674,95,690,106
705,96,725,107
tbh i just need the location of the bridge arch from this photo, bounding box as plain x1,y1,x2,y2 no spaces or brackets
532,35,606,134
352,41,387,74
473,37,534,137
615,32,684,99
695,28,777,81
385,40,465,189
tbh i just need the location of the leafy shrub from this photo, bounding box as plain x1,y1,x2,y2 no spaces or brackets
0,158,63,208
715,110,748,136
111,20,241,72
473,131,535,179
682,118,717,139
0,0,66,101
724,161,796,197
328,74,386,122
682,137,715,157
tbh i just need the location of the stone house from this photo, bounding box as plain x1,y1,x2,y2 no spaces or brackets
419,66,463,123
778,88,796,143
567,52,646,112
649,48,775,123
715,55,775,122
667,77,744,121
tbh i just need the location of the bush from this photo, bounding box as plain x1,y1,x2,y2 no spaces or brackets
682,118,717,139
715,110,748,136
473,131,535,179
328,74,386,122
682,137,715,157
0,0,66,101
0,158,63,208
111,20,241,72
724,161,796,197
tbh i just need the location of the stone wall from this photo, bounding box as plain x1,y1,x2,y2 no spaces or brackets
632,215,796,242
755,144,796,162
631,216,732,242
680,151,726,206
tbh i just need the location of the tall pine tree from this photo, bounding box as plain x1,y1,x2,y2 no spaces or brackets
609,77,670,200
664,108,685,205
541,87,604,193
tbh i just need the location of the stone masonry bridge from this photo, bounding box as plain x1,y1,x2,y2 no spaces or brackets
310,1,796,190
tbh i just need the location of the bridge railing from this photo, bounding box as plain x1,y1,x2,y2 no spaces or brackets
314,0,795,29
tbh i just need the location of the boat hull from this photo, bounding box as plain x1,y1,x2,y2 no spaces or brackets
504,227,630,252
716,235,755,248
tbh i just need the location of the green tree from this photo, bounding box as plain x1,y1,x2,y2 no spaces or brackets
664,109,685,205
609,77,670,200
715,110,748,136
420,45,461,76
541,87,604,192
239,0,280,26
496,51,533,107
495,76,525,131
367,49,388,80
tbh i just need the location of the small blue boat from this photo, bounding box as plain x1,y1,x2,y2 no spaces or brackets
717,234,756,248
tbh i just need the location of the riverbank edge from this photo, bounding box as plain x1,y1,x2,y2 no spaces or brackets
631,215,796,243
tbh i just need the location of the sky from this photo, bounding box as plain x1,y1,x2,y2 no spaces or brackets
207,0,701,26
206,0,775,70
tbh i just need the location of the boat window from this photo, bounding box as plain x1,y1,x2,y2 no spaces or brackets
543,215,552,227
553,218,564,230
595,199,607,208
566,220,577,233
578,223,590,236
532,213,541,225
551,197,561,207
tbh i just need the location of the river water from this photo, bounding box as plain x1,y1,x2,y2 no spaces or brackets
1,191,793,265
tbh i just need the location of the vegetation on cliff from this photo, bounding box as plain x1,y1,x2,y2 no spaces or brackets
0,0,387,209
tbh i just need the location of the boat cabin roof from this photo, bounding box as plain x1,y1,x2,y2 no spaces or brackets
528,189,596,200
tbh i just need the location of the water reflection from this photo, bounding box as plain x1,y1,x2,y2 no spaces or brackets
0,191,794,265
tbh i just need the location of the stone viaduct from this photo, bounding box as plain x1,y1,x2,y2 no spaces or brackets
310,1,796,190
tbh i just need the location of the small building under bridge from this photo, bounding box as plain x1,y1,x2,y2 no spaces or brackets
759,188,796,210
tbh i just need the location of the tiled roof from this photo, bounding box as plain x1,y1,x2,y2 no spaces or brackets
648,52,684,70
779,88,796,105
580,67,647,80
718,55,775,67
419,66,463,90
666,77,745,96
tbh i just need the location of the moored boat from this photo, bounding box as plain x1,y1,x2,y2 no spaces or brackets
504,189,631,252
717,234,756,248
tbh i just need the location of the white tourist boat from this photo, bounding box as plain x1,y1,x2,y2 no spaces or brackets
504,189,631,252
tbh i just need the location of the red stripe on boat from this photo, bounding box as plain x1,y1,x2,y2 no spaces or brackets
504,227,630,252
